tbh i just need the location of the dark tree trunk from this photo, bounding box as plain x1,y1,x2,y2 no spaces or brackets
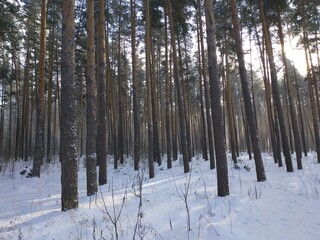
145,0,155,178
164,7,172,169
276,7,302,169
131,0,140,171
223,54,237,164
198,0,215,165
61,0,78,211
86,0,97,196
258,0,293,172
196,10,208,161
22,34,30,161
33,0,47,177
205,0,229,196
97,0,107,185
167,0,190,173
254,24,278,163
231,0,266,181
151,41,161,166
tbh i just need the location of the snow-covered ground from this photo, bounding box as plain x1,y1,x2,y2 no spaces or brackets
0,153,319,240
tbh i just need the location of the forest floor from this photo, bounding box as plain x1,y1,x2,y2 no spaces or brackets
0,152,319,240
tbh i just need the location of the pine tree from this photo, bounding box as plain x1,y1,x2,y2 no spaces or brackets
86,0,97,196
230,0,266,181
61,0,78,211
205,0,229,196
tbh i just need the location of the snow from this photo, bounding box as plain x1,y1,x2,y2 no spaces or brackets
0,153,320,240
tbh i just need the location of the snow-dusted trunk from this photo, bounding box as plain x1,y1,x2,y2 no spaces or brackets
86,0,97,196
61,0,78,211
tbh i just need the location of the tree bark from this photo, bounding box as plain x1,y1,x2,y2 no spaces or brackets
164,7,172,169
61,0,78,211
131,0,140,171
97,0,107,185
276,7,302,169
231,0,266,181
166,0,190,173
205,0,229,196
145,0,155,178
86,0,97,196
33,0,46,177
258,0,293,172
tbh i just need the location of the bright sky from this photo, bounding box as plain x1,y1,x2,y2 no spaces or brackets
242,33,307,78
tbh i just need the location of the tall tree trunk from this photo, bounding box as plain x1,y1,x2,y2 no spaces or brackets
171,56,178,161
0,87,4,160
254,24,278,163
164,7,172,168
181,37,193,160
53,40,60,159
151,41,161,166
117,0,124,165
258,0,293,172
33,0,46,177
223,52,237,164
276,8,302,169
131,0,140,171
13,49,21,161
61,0,78,211
97,0,107,185
7,61,13,160
198,0,215,168
86,0,97,196
166,0,190,173
22,33,30,161
292,60,308,157
231,0,266,181
47,27,54,163
195,8,208,161
302,29,320,161
205,0,229,196
145,0,155,178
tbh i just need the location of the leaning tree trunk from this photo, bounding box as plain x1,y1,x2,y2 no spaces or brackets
258,0,293,172
276,7,302,169
254,23,278,163
300,0,320,163
231,0,266,181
